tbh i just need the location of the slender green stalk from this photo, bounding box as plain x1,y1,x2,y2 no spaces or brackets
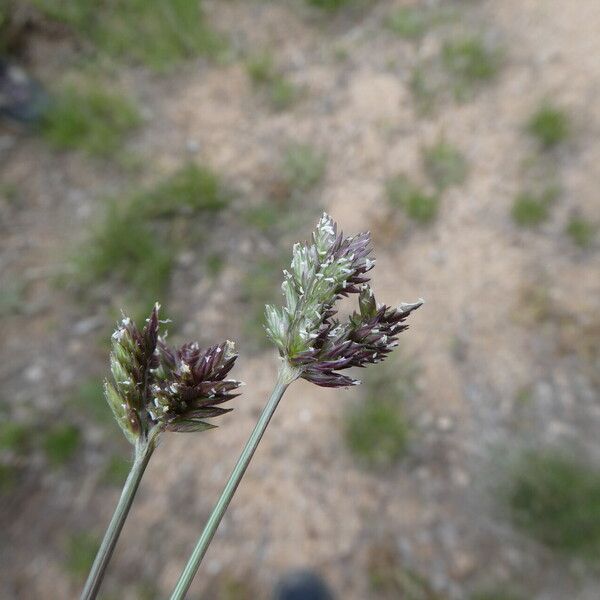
170,366,297,599
80,433,157,600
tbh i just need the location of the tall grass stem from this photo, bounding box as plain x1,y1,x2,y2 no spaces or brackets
170,368,295,599
80,434,157,600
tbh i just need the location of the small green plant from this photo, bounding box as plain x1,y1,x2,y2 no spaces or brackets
43,83,140,157
131,163,231,219
75,201,174,301
0,421,29,453
344,362,414,467
442,36,501,99
43,424,81,466
527,103,570,149
387,175,439,224
423,139,468,191
508,450,600,558
32,0,224,69
247,52,298,111
511,187,558,227
345,401,409,467
66,532,101,580
566,215,595,248
269,77,298,111
387,6,429,39
74,164,228,304
283,143,326,193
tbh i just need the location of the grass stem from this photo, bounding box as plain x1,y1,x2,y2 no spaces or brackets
80,433,157,600
170,367,295,599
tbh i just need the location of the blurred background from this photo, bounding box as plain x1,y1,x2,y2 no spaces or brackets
1,1,599,598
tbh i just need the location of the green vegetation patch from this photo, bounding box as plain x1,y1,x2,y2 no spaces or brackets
0,463,18,493
442,36,502,99
42,83,140,157
344,361,414,468
387,175,439,224
247,52,299,111
527,103,570,149
566,215,595,248
43,424,81,466
32,0,224,69
511,186,558,227
423,139,468,191
75,201,174,302
508,450,600,558
74,163,229,304
0,421,30,453
306,0,354,10
131,163,231,219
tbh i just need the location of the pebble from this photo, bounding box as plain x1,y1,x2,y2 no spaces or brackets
186,139,200,154
436,416,454,432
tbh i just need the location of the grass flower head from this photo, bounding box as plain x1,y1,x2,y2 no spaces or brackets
265,214,422,386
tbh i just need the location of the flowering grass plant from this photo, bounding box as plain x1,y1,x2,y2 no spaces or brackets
80,213,421,599
169,214,422,598
81,305,241,600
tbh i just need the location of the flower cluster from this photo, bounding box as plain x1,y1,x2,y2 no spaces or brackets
104,304,241,444
265,214,422,387
149,340,240,433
